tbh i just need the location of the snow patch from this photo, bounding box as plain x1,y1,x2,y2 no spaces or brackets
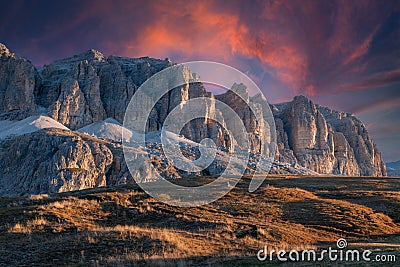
0,115,69,140
77,118,133,142
145,130,199,146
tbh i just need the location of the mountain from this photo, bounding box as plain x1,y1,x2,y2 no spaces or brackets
272,96,385,176
387,160,400,170
0,44,387,195
0,43,40,120
37,50,173,129
76,118,133,142
386,160,400,176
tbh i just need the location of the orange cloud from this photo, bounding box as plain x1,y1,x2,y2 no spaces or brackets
6,0,397,100
124,1,310,94
235,36,309,92
126,1,243,62
342,25,380,66
3,0,399,161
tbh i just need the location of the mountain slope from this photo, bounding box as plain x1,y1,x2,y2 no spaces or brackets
0,43,387,178
0,43,40,120
1,176,399,265
77,118,132,142
387,160,400,176
0,115,69,140
272,96,386,176
387,160,400,170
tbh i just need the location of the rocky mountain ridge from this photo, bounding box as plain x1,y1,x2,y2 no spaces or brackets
272,96,385,176
0,44,387,195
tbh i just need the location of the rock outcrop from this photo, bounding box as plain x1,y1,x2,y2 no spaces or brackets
0,43,40,120
36,51,173,129
0,126,316,196
0,128,168,196
0,129,113,196
272,96,386,176
0,43,388,196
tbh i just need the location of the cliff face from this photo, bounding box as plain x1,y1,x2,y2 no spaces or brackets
35,50,173,129
0,43,387,195
0,128,166,196
0,129,112,196
0,44,40,119
272,96,386,176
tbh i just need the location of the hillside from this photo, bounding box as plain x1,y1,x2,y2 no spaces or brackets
0,115,68,140
76,118,133,142
1,175,399,266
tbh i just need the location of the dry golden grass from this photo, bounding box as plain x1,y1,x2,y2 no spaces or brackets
27,194,49,201
0,175,399,266
8,217,49,234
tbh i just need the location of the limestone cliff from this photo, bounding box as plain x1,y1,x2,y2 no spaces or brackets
272,96,386,176
0,43,387,187
0,129,112,196
0,43,40,120
36,50,173,129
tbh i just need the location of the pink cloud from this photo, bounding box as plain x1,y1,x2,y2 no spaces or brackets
340,68,400,93
342,25,380,66
5,0,399,99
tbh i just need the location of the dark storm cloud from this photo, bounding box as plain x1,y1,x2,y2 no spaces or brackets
0,0,399,160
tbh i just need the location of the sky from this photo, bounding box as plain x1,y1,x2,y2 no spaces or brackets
0,0,399,161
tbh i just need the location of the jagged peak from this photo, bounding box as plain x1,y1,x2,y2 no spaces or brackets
274,95,356,121
229,83,249,100
46,49,105,68
250,92,266,102
0,43,13,57
107,55,172,65
214,82,250,102
68,48,105,63
231,82,248,93
0,43,9,53
293,95,312,103
316,103,352,118
85,49,105,60
0,43,34,65
289,95,316,112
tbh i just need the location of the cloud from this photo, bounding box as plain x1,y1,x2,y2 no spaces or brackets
342,25,380,66
1,0,399,159
124,1,244,62
2,0,398,98
339,68,400,93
